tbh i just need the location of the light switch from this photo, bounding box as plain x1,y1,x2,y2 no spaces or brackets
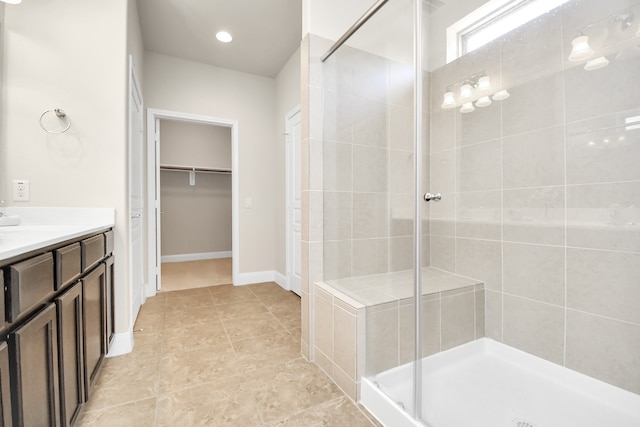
245,198,253,208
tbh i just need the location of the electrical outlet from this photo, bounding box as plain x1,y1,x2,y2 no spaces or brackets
13,180,30,202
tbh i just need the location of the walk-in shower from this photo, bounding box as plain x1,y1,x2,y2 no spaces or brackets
307,0,640,425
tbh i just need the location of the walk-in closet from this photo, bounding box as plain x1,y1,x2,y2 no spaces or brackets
159,119,233,291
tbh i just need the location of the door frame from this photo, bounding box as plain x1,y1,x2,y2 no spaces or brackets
285,105,302,294
145,109,239,294
128,56,145,324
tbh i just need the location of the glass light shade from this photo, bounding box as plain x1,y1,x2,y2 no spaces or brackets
584,56,609,71
441,92,457,109
568,35,594,62
460,102,475,113
459,84,473,101
475,96,492,108
478,76,491,93
492,90,510,101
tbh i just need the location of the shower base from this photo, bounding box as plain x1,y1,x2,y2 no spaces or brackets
362,338,640,427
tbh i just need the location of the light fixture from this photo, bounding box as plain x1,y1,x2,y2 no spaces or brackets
475,96,492,108
492,90,510,101
441,92,457,109
584,56,609,70
478,76,491,93
216,31,233,43
459,84,473,101
0,0,22,3
460,102,475,113
568,35,594,62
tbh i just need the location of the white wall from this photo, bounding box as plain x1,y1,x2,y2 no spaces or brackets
303,0,375,40
275,47,301,277
3,0,132,334
160,120,232,169
127,0,145,82
144,52,277,275
0,3,5,208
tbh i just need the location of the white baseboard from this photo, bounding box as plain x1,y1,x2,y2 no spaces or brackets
106,330,134,357
161,251,232,263
234,270,289,288
144,282,157,299
274,271,288,290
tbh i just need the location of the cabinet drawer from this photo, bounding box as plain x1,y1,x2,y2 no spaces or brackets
0,274,5,331
6,252,55,323
105,230,114,255
54,242,81,290
81,234,105,272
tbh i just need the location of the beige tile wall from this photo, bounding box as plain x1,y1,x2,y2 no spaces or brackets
312,282,485,400
429,0,640,394
303,0,640,401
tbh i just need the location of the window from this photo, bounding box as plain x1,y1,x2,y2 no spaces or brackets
446,0,570,63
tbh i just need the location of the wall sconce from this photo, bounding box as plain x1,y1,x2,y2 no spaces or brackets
459,84,474,101
475,96,492,108
568,35,594,61
584,56,610,70
478,76,491,93
441,92,457,109
460,102,475,114
568,7,638,65
440,73,510,112
492,90,510,101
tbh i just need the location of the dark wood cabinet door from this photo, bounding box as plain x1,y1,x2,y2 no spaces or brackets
0,342,12,427
104,256,115,352
56,282,85,426
9,303,60,427
82,264,106,399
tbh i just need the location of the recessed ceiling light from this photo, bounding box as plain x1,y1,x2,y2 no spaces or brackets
216,31,233,43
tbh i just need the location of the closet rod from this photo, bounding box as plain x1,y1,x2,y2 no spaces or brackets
160,164,232,175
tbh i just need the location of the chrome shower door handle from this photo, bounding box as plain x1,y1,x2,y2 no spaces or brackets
424,192,442,202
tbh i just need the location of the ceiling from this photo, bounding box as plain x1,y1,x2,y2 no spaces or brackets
136,0,303,78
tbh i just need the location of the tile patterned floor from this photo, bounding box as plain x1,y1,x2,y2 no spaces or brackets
161,258,233,292
77,282,380,426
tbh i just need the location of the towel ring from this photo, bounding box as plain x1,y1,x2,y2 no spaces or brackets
39,108,71,134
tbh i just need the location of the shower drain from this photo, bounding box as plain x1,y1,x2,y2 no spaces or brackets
512,419,537,427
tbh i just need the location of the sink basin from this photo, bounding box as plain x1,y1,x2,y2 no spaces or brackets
0,215,21,227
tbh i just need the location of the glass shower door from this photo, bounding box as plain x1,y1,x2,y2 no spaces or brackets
320,0,424,421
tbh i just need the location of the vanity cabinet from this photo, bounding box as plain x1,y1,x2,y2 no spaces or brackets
8,304,60,427
1,229,113,427
82,264,106,398
55,282,84,427
0,342,12,427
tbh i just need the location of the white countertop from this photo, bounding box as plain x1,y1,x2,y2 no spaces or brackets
0,207,115,262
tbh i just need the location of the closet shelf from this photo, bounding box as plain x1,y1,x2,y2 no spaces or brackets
160,164,232,175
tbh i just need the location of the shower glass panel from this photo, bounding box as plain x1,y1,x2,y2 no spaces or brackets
321,0,640,425
320,0,422,418
420,0,640,425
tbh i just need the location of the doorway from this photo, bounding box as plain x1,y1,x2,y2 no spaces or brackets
146,109,239,295
159,120,233,291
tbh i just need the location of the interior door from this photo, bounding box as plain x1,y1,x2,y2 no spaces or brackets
287,109,302,296
129,58,144,322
